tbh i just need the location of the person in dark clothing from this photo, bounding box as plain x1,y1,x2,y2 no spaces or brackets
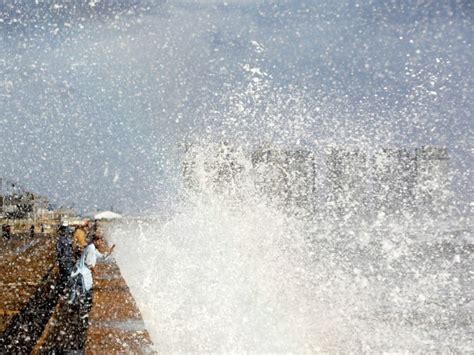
55,224,91,352
2,224,11,239
30,224,35,238
56,224,74,288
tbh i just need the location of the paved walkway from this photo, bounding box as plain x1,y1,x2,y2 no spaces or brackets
1,232,155,353
85,260,155,353
0,233,58,353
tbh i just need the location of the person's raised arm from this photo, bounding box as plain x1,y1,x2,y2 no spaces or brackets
97,243,115,260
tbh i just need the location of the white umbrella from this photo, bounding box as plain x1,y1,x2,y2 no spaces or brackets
94,211,122,220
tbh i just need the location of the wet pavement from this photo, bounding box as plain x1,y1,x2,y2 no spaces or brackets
0,233,56,342
85,261,154,353
0,232,154,354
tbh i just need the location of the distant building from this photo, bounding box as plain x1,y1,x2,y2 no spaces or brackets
182,142,245,195
283,150,316,212
252,147,315,213
325,147,368,215
252,147,290,205
180,144,451,219
32,195,49,218
51,207,77,223
372,148,415,214
0,178,49,219
414,146,450,214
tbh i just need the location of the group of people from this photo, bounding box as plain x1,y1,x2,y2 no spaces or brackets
54,221,115,349
1,223,45,239
56,221,115,305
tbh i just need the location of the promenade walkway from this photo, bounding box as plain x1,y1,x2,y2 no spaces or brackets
0,230,154,354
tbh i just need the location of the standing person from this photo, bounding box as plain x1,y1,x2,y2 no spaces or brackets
1,224,9,239
30,224,35,238
72,225,88,260
66,236,114,350
56,224,74,287
69,236,115,303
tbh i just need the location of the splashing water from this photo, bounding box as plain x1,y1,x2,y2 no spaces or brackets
108,71,472,353
108,154,472,352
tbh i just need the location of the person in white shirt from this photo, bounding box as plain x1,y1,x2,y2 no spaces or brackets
84,237,115,272
70,236,115,302
65,235,115,349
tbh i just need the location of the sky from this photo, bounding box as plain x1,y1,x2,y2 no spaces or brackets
0,0,472,213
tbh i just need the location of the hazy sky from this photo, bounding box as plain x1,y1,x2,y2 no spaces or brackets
0,1,472,213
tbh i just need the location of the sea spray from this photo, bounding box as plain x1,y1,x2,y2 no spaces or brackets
108,144,471,352
108,67,471,353
110,186,321,352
